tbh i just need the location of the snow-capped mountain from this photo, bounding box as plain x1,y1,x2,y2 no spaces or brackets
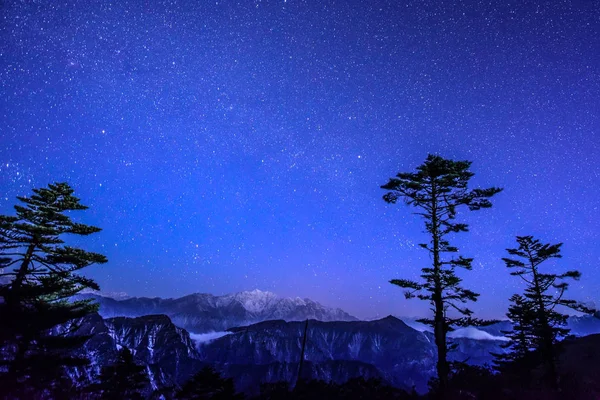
76,289,357,333
79,288,131,300
564,314,600,337
80,289,600,339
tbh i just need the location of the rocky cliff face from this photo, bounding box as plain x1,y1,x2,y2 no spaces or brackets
222,359,386,394
197,316,505,393
67,313,204,393
64,313,600,397
63,314,505,395
77,289,357,333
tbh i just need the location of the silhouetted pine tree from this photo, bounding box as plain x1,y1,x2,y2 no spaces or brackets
176,366,243,400
491,293,541,390
494,294,538,365
381,154,502,394
0,183,107,398
499,235,592,388
96,347,149,400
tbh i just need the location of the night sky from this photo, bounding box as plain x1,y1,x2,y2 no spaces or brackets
1,0,598,320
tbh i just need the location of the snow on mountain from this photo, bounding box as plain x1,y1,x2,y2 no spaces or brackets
77,289,358,333
58,313,204,396
76,290,600,339
79,288,131,300
224,289,280,313
210,289,281,314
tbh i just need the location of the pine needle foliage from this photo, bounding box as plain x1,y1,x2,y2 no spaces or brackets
0,182,107,398
381,154,502,393
496,235,593,388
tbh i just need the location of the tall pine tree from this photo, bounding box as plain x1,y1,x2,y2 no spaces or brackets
381,154,502,394
498,235,592,388
0,182,107,398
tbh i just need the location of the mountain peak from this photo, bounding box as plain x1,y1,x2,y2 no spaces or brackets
370,315,413,330
81,289,357,333
234,289,278,298
249,288,273,295
226,289,279,313
79,288,130,300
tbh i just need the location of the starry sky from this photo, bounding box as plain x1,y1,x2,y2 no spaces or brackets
1,0,599,320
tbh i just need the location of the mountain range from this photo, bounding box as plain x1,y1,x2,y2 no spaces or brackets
68,290,510,394
78,289,600,339
76,289,357,333
198,316,511,394
67,311,600,396
41,289,599,397
67,313,505,395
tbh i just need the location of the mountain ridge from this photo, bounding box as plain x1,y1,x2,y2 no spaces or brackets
76,289,358,333
56,312,600,397
77,290,600,338
198,315,506,393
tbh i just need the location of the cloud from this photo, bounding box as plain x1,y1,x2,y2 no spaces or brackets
189,331,231,344
402,319,432,332
399,317,508,341
448,327,509,341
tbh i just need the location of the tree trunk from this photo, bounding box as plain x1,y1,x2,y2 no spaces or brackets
4,243,36,393
296,319,309,387
12,243,36,295
434,296,448,395
431,181,448,396
530,259,558,389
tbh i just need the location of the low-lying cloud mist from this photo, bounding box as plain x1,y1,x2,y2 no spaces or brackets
401,319,509,341
189,331,231,344
448,327,509,341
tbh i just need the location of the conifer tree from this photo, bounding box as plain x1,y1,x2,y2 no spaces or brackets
381,154,502,393
496,294,537,363
0,182,107,398
176,366,243,400
491,293,540,387
96,347,149,400
498,235,592,388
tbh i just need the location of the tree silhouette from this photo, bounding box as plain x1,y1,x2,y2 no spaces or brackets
0,182,107,398
176,366,243,400
381,154,502,394
498,235,593,388
494,294,538,364
96,347,149,399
